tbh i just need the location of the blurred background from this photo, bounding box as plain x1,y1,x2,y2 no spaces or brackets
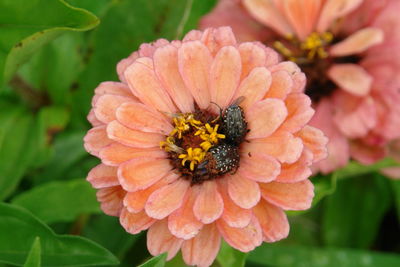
0,0,399,266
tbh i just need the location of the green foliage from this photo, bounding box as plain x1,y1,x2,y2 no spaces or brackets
138,254,166,267
0,202,119,266
23,238,41,267
217,241,247,267
12,179,100,224
0,0,99,84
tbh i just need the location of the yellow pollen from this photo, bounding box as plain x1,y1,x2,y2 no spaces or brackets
178,148,205,171
195,123,225,151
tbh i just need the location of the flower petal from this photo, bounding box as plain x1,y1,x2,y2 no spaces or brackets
182,224,221,267
274,149,313,183
178,41,212,109
228,173,261,209
217,216,263,252
246,98,288,139
330,27,384,56
93,82,132,105
264,70,293,99
295,125,328,162
233,67,272,111
84,125,113,156
239,42,268,80
350,140,386,165
120,208,156,234
107,120,164,148
210,46,241,113
94,94,134,124
238,151,281,182
118,158,173,191
193,181,224,224
200,27,238,55
168,187,203,240
268,62,306,93
253,199,289,242
260,180,314,210
153,44,195,113
124,57,177,113
278,93,314,133
328,64,372,96
87,164,119,189
96,186,125,216
147,220,183,261
116,102,173,135
145,179,190,219
100,143,165,166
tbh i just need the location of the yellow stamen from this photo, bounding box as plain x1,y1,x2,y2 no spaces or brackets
178,148,205,171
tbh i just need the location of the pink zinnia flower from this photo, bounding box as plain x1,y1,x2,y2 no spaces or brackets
84,27,327,266
202,0,400,173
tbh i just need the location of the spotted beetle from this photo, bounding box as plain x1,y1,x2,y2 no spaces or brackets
221,96,248,145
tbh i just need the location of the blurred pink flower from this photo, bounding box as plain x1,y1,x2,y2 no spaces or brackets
201,0,400,173
84,27,327,266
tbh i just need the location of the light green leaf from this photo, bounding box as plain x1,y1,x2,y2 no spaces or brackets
23,237,41,267
248,244,400,267
0,202,119,266
217,241,247,267
0,0,99,84
322,174,392,248
139,254,167,267
12,179,100,224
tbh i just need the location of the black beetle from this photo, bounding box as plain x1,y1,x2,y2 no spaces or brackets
221,96,248,145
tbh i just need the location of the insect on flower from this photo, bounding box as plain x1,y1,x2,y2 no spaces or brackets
220,96,248,145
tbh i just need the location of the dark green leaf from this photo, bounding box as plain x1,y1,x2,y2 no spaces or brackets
322,174,392,248
0,0,99,84
248,244,400,267
12,179,100,223
23,237,41,267
0,202,119,266
217,241,247,267
389,179,400,221
138,254,167,267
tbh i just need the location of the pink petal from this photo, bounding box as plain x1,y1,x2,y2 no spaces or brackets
182,224,221,267
217,216,263,252
244,131,303,164
116,102,173,135
268,62,306,93
138,39,170,57
317,0,364,32
200,27,238,56
233,67,272,111
243,0,293,37
328,64,372,96
94,94,134,124
120,208,156,234
93,82,132,104
96,186,125,216
332,91,377,138
178,41,212,109
153,44,195,113
116,53,139,83
350,140,386,165
260,180,314,210
193,181,224,224
183,30,203,41
84,126,113,156
87,164,119,189
381,167,400,180
123,173,178,213
118,158,173,191
246,98,288,139
330,27,384,56
253,199,289,242
275,149,313,183
218,180,252,228
87,109,102,127
228,173,261,209
100,143,166,166
168,187,203,240
264,70,293,99
106,120,164,148
147,220,183,261
145,179,189,219
237,151,281,182
209,46,241,113
238,42,267,80
124,57,177,113
295,126,328,162
278,93,314,133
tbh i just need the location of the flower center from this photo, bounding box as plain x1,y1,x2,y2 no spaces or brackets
160,104,247,184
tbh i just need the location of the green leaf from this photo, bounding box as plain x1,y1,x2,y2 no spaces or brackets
12,179,100,224
335,158,399,180
138,254,167,267
322,174,392,248
23,237,41,267
247,244,400,267
0,202,119,266
389,179,400,221
217,241,247,267
0,0,99,84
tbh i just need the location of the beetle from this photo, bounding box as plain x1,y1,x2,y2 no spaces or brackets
220,96,248,145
